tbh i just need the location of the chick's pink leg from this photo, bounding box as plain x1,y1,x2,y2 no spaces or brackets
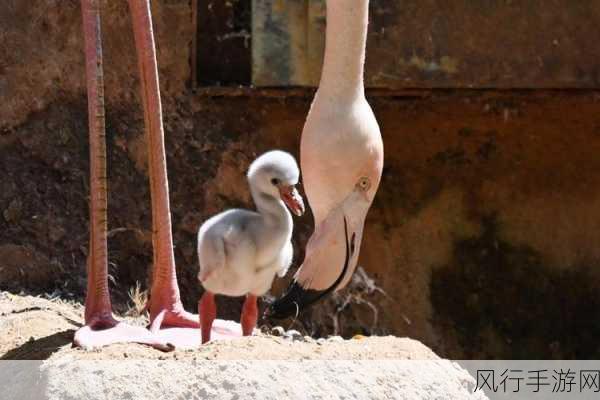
241,294,258,336
199,291,216,344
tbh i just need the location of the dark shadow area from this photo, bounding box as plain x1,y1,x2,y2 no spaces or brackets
195,0,251,86
1,330,75,360
432,215,600,359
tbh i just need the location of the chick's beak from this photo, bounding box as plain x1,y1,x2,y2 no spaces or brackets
279,185,305,216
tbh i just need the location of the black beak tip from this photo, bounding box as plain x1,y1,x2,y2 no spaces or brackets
267,215,351,320
265,282,331,320
262,299,290,320
262,303,274,318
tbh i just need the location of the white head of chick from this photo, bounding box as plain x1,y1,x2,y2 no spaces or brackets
196,150,305,343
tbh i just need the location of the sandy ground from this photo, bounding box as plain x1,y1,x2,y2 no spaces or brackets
0,292,487,399
0,291,435,361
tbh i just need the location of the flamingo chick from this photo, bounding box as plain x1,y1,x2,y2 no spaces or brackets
197,150,305,343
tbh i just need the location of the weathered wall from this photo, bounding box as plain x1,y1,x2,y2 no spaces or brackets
2,1,600,359
252,0,600,87
0,0,191,130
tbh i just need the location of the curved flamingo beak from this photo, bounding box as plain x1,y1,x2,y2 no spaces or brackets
265,208,362,320
279,185,305,216
266,179,377,320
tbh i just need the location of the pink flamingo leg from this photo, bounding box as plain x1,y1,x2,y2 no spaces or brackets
74,0,170,351
75,0,242,350
126,0,198,332
127,1,244,347
127,3,250,346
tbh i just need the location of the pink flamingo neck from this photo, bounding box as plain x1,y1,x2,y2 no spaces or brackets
317,0,369,102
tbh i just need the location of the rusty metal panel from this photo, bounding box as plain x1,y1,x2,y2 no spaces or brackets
252,0,600,88
366,0,600,88
252,0,310,86
306,0,326,85
196,0,251,86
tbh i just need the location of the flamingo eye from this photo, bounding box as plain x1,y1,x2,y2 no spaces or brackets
271,178,280,186
357,177,371,191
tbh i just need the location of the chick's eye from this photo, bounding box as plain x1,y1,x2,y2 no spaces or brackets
271,178,280,186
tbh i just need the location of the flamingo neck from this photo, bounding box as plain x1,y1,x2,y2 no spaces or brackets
317,0,369,102
251,188,293,231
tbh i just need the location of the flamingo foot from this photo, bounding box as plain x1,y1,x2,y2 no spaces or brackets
146,307,201,349
145,292,244,349
145,293,239,349
145,292,242,349
154,319,242,349
149,305,199,332
148,278,201,331
74,314,173,351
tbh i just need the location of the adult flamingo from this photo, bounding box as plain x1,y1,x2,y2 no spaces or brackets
267,0,384,319
74,0,207,349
